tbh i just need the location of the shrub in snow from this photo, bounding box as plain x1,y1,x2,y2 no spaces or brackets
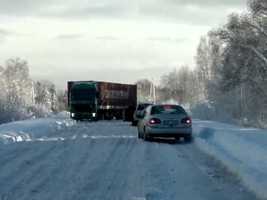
0,58,67,124
191,102,236,124
27,105,53,119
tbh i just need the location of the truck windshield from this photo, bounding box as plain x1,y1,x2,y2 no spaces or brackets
71,89,96,101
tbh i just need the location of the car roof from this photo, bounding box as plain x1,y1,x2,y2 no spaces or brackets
138,103,153,105
151,104,182,107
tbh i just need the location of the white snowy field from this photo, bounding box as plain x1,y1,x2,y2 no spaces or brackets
0,114,264,200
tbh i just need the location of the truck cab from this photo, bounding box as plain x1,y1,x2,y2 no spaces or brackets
69,82,98,120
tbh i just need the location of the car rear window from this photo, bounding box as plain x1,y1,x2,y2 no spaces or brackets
151,105,186,115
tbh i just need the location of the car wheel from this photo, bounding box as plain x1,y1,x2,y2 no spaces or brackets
138,130,142,139
143,127,150,141
184,135,193,143
143,133,148,141
175,136,180,142
140,131,144,139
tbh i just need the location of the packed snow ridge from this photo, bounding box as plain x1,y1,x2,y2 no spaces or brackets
0,112,75,144
0,112,136,144
193,120,267,199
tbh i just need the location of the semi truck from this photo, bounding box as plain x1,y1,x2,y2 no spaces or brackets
67,81,137,121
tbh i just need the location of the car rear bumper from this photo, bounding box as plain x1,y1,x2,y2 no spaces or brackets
146,126,192,137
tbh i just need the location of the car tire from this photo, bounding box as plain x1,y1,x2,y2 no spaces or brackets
143,127,150,141
184,135,193,143
175,136,180,142
143,133,148,141
138,131,142,139
140,132,144,139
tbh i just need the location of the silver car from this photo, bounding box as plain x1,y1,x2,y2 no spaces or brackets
137,104,192,142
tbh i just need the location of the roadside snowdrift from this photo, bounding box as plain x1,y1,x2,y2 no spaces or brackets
0,112,75,144
0,112,135,144
193,120,267,199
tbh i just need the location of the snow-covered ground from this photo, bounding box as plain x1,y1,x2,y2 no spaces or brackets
0,114,264,199
193,120,267,199
0,112,75,144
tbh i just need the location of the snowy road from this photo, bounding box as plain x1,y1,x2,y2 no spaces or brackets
0,121,259,200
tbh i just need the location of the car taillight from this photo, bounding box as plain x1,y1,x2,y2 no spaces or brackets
181,117,192,124
149,118,161,125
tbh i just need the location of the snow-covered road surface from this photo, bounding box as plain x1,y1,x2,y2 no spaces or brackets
0,120,260,200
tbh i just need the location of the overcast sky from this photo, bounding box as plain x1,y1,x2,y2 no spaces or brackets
0,0,246,89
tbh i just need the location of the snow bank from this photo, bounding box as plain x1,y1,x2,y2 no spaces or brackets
193,120,267,199
0,112,135,144
0,112,75,144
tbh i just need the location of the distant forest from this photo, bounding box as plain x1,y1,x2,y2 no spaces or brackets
137,0,267,128
0,58,66,124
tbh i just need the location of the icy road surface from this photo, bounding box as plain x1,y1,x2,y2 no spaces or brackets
0,121,259,200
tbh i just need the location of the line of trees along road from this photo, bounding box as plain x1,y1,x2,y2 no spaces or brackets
0,58,66,124
137,0,267,128
195,0,267,127
1,0,266,128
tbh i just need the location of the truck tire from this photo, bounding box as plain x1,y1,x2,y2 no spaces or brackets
184,135,193,143
92,117,98,122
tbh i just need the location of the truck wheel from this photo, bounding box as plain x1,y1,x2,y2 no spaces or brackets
184,135,193,143
93,117,98,122
175,136,180,143
143,133,150,141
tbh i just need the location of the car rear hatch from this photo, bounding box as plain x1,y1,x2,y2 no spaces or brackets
150,114,189,128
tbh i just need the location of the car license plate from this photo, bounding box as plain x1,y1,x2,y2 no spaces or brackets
163,120,179,126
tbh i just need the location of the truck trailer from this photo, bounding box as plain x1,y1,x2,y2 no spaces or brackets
67,81,137,121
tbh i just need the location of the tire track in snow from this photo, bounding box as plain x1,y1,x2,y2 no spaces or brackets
0,142,57,185
69,138,133,200
16,140,79,200
95,138,136,200
119,139,147,200
0,143,33,170
77,139,123,199
140,141,224,200
142,141,171,200
171,142,258,200
27,139,96,200
39,138,123,200
0,142,60,198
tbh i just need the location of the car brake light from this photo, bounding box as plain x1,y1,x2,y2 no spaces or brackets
181,117,192,124
149,118,161,125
